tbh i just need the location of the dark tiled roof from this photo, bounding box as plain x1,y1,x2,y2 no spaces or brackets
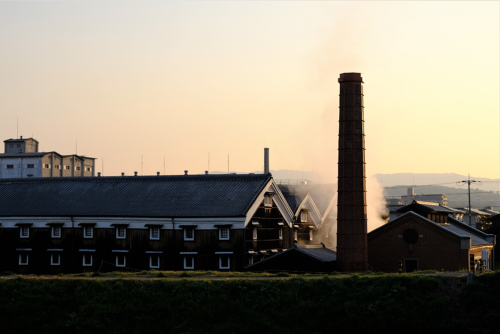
296,244,337,261
443,217,492,246
0,174,272,218
278,184,336,215
278,185,308,213
397,201,455,214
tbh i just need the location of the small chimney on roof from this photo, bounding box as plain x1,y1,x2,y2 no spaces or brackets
205,171,208,174
184,170,188,175
264,148,269,174
20,136,23,139
121,172,125,176
157,172,160,176
97,172,101,177
134,171,138,176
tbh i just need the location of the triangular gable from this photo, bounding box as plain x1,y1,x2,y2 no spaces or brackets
295,194,322,228
244,178,294,227
368,211,470,245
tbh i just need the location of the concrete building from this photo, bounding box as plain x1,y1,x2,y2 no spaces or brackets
0,137,96,178
401,187,448,206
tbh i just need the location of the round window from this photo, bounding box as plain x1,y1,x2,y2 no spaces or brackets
403,228,419,244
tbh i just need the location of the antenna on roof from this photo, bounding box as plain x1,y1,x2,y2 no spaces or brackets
208,153,210,173
102,157,104,176
76,139,78,155
228,154,229,174
17,117,18,139
163,155,165,175
141,154,143,175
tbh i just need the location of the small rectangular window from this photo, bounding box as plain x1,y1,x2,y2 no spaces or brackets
52,226,61,238
20,226,29,238
75,166,81,171
219,256,230,270
27,164,34,168
64,165,71,170
83,226,93,238
43,164,50,169
83,254,93,266
85,167,91,172
27,174,33,177
219,227,230,240
253,227,257,240
301,211,307,222
51,254,61,266
248,256,254,266
150,255,160,269
184,256,194,269
19,253,29,265
294,230,298,241
54,165,60,169
150,227,160,240
6,165,14,169
264,195,273,207
116,255,126,267
184,228,194,241
309,230,313,241
279,228,283,240
116,226,126,239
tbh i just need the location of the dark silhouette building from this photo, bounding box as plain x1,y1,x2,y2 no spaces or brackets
336,72,368,272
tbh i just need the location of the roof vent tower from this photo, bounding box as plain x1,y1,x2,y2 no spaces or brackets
336,72,368,272
264,148,269,174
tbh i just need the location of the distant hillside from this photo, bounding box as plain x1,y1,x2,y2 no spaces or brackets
375,173,500,193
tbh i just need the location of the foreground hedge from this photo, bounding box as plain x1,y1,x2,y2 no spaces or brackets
0,274,493,334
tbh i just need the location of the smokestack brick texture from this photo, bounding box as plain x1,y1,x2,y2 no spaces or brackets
337,72,368,272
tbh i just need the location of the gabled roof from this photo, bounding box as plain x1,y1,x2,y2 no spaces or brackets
0,173,272,218
396,200,455,214
368,211,495,247
278,184,336,219
442,217,494,246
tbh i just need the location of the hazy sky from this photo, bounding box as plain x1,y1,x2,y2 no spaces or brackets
1,1,498,180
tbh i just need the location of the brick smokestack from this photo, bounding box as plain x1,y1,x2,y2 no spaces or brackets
336,72,368,272
264,148,269,174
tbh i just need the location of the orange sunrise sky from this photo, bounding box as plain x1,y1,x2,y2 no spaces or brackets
0,1,498,180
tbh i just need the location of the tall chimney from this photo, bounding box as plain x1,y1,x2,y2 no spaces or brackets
264,148,270,174
336,72,368,272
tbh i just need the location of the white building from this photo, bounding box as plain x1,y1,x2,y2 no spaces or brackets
0,137,96,179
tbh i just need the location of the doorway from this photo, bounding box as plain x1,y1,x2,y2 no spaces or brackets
404,259,419,272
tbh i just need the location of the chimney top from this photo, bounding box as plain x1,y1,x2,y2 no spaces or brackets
338,73,363,83
121,172,125,176
157,172,160,176
205,171,208,174
20,136,23,139
97,172,101,177
184,170,188,175
134,171,138,176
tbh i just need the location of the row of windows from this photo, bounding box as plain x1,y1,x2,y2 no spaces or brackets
17,254,230,270
253,227,284,240
17,226,231,241
5,164,92,171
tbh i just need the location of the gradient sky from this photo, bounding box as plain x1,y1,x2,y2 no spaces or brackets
1,1,498,180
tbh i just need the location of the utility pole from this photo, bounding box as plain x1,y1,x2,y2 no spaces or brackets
459,175,481,226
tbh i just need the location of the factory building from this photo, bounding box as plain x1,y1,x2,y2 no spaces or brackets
368,201,495,273
0,137,96,178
